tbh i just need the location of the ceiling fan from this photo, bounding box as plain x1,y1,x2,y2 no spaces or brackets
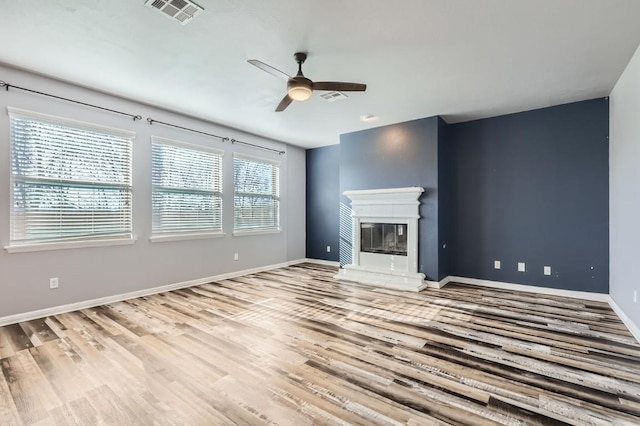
248,52,367,112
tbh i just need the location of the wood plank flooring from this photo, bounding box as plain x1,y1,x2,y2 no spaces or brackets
1,263,640,425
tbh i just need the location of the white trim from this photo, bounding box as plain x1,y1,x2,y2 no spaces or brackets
0,259,307,327
607,296,640,344
151,135,225,155
343,187,425,197
233,228,281,237
150,232,225,243
233,151,281,166
425,279,446,289
303,258,340,267
5,237,136,254
445,276,610,302
7,106,136,138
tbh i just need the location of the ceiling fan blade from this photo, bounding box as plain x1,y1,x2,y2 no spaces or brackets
275,94,293,112
247,59,291,81
313,81,367,92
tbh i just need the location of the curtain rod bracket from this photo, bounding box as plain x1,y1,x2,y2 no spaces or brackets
133,115,142,121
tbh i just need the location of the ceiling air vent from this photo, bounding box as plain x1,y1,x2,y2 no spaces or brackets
320,91,348,103
145,0,203,25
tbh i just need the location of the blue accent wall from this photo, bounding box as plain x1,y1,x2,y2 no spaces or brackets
449,98,609,292
305,97,610,293
437,117,453,280
339,117,441,281
305,145,340,261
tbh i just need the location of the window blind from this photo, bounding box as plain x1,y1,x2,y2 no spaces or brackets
8,108,134,246
233,154,280,232
152,137,223,236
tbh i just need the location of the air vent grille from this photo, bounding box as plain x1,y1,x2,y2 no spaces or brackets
320,91,348,102
144,0,203,25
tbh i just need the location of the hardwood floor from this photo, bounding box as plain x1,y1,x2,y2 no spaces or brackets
1,263,639,425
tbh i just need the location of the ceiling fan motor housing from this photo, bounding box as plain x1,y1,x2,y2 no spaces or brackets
287,77,313,101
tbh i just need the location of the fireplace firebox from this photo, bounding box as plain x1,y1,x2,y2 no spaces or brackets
360,223,407,256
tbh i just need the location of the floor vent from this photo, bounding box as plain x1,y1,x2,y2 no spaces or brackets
144,0,203,25
320,91,348,102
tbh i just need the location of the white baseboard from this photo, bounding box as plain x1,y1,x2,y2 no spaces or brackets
444,276,610,302
425,279,446,289
607,296,640,344
0,259,307,327
303,258,340,267
7,261,636,346
439,276,640,344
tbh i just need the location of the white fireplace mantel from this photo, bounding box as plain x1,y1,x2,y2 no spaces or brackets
335,187,426,292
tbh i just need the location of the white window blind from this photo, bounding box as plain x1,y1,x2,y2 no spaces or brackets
233,154,280,232
8,108,134,247
152,137,223,237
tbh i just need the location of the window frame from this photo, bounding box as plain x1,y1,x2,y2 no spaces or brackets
232,152,281,236
150,136,225,242
5,107,135,253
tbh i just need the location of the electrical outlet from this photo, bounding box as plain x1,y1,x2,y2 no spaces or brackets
544,266,551,276
326,246,331,253
518,262,526,272
494,260,501,269
50,277,59,289
233,253,239,261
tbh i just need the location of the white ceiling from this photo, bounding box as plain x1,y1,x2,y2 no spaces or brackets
1,0,640,149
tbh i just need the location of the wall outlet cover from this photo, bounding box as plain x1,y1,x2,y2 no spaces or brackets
50,277,59,289
494,260,501,269
327,246,331,252
233,253,239,261
544,266,551,276
518,262,526,272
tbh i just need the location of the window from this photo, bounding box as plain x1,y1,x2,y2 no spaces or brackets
7,108,134,252
151,137,223,240
233,153,280,234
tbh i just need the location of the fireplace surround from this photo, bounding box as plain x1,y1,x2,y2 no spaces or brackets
335,187,426,292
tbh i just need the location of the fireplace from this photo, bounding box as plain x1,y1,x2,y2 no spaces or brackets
335,187,426,292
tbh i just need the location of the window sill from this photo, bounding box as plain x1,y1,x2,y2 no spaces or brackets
232,228,281,237
5,237,136,253
149,232,225,243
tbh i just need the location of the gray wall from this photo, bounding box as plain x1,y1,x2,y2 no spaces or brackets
610,45,640,332
449,99,609,293
339,117,441,281
0,63,306,318
306,145,339,261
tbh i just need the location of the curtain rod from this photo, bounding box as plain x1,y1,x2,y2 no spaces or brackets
0,80,142,121
147,117,227,141
147,117,285,155
230,138,285,155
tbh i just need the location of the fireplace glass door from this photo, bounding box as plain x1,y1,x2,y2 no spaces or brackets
360,223,407,256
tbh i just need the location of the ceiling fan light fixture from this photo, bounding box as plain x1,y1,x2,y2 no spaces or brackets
287,85,312,101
